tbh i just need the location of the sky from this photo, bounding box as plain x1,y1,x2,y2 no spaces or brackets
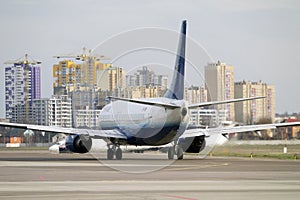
0,0,299,117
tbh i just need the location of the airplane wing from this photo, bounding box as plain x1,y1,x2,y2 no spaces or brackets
180,122,300,139
0,122,127,139
188,96,265,109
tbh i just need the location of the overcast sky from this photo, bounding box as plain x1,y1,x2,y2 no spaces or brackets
0,0,299,117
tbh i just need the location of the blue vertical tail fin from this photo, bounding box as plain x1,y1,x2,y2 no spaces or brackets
164,20,187,100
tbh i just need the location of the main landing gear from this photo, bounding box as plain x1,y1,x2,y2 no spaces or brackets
168,145,184,160
107,145,123,160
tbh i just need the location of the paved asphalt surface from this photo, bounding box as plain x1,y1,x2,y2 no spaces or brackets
0,150,299,200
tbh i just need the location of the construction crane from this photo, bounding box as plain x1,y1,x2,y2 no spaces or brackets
4,54,42,123
4,54,42,65
55,47,108,61
54,47,109,88
54,48,110,127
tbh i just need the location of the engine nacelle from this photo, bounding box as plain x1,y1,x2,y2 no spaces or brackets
178,136,206,153
66,135,92,154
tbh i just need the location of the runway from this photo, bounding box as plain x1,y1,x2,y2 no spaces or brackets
0,150,300,200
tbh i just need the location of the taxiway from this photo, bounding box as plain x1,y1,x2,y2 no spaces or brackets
0,150,299,200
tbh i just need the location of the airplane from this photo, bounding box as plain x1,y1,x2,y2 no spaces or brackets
1,20,300,160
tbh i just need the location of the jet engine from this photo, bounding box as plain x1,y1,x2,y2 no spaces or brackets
178,135,206,153
66,135,92,153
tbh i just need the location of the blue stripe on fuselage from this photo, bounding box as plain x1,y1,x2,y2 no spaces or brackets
125,124,180,146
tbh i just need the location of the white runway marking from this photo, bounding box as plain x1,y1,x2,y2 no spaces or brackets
0,180,300,192
0,160,228,168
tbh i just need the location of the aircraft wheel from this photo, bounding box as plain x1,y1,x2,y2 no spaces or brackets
177,146,184,160
115,148,123,160
168,147,175,160
107,148,114,160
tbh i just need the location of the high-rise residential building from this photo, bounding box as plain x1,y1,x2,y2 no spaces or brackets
32,98,49,126
5,63,41,122
53,59,104,112
154,75,168,89
80,57,99,87
126,75,137,87
97,64,126,92
123,86,166,99
53,60,81,95
74,108,101,128
123,66,168,99
189,109,227,127
31,96,73,127
70,89,97,110
234,81,275,124
47,95,72,128
126,66,168,88
184,86,207,104
205,61,235,121
31,67,41,101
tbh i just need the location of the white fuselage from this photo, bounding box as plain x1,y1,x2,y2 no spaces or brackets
98,98,189,146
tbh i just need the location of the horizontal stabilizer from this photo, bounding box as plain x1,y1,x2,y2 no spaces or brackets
188,96,265,109
107,96,181,109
